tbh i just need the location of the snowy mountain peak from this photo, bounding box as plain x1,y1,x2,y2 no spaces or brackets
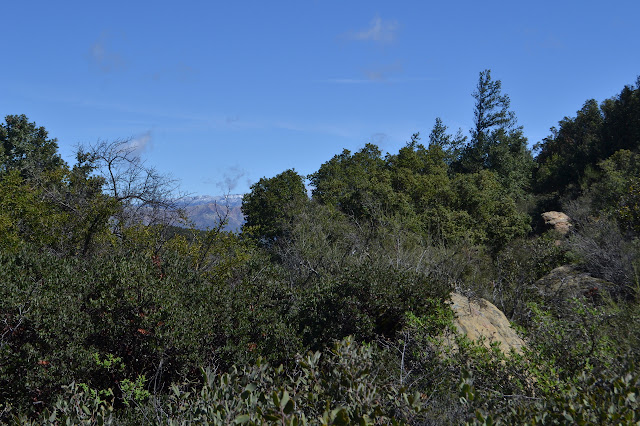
178,194,244,207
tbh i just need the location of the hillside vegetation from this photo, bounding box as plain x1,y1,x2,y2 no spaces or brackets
1,71,639,424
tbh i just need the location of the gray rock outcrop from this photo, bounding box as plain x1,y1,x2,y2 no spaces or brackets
535,264,611,302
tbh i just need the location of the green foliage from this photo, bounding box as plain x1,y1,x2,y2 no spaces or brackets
600,76,640,157
9,356,150,425
566,209,637,295
0,170,64,251
618,177,640,234
31,381,115,425
464,363,640,425
428,118,467,167
490,234,569,321
0,114,64,179
24,337,426,425
387,137,452,211
0,117,117,256
452,170,531,250
3,74,640,423
0,243,249,415
460,70,534,199
535,77,640,200
525,301,616,378
469,70,517,158
535,99,604,195
242,169,308,246
309,138,528,249
584,149,640,235
309,143,402,222
256,195,452,352
296,262,445,350
448,297,640,425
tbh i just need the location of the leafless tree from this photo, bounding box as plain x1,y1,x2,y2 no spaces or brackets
79,139,189,238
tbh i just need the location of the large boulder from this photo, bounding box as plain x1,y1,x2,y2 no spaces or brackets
444,293,525,355
535,264,611,303
541,211,572,235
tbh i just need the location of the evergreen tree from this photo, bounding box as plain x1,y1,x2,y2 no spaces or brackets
535,99,604,195
461,70,533,198
309,144,398,220
600,77,640,159
0,115,117,255
428,117,466,168
241,169,308,246
0,114,64,180
535,77,639,198
469,70,517,165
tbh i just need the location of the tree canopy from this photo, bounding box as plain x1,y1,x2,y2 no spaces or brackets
0,114,63,179
2,73,640,424
241,168,308,246
535,77,640,198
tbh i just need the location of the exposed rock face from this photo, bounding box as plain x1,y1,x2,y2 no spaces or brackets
541,211,572,235
535,264,611,302
445,293,525,355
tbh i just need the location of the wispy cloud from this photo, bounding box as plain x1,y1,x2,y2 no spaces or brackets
215,166,250,192
88,32,126,73
348,16,398,44
369,132,390,147
127,131,153,155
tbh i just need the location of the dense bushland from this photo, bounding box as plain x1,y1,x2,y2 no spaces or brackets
1,72,639,424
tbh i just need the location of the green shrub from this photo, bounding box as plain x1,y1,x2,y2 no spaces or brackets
22,337,427,425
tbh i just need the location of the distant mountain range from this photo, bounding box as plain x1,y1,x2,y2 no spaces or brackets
177,194,245,232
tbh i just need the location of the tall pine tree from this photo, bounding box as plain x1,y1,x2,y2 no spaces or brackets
461,70,533,199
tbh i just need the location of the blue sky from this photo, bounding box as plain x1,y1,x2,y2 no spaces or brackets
2,0,639,195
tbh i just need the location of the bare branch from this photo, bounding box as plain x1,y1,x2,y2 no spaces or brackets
79,139,190,233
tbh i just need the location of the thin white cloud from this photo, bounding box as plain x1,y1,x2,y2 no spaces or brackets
350,16,398,43
128,131,153,155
